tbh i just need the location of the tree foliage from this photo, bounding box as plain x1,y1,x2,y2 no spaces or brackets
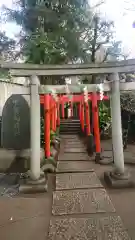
0,31,15,60
2,0,92,64
1,0,126,71
81,14,127,84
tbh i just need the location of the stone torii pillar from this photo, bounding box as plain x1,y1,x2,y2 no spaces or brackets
19,75,46,193
104,73,131,188
30,75,41,180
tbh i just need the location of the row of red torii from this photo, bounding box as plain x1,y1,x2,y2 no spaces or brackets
40,92,109,159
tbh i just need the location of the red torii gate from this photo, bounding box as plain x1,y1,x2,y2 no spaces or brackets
40,93,109,159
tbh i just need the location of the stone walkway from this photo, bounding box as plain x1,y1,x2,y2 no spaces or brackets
48,134,130,240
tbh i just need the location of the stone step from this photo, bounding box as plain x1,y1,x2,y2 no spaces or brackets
60,131,80,134
60,129,80,132
56,172,103,190
60,122,80,126
57,161,94,173
60,135,79,139
63,140,82,144
48,215,130,240
63,144,84,148
52,188,115,216
58,153,89,161
60,126,80,129
64,148,86,153
60,119,80,123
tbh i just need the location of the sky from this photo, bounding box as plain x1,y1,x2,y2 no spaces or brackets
1,0,135,57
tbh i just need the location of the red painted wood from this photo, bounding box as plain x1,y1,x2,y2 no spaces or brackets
40,94,109,104
44,94,50,158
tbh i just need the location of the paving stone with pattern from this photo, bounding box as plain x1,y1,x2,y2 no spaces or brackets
48,216,130,240
52,189,115,215
56,172,103,190
57,161,94,173
58,153,89,161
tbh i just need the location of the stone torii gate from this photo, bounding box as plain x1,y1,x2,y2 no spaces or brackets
1,59,135,189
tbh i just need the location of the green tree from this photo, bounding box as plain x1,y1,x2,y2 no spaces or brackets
2,0,92,64
81,15,126,84
0,31,15,61
0,31,16,80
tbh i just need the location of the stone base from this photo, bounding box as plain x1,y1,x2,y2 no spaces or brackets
95,153,113,165
55,136,61,142
104,171,135,188
95,152,102,163
86,134,94,155
98,158,113,165
46,157,57,167
51,139,60,151
19,172,48,193
41,163,55,173
41,156,57,168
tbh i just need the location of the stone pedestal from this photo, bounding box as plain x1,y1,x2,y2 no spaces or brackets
104,171,134,188
19,171,48,193
95,152,102,163
41,157,56,173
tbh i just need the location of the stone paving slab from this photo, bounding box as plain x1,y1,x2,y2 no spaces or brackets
64,143,84,148
52,189,115,215
64,141,82,146
56,172,102,190
60,135,79,139
63,141,84,145
58,153,89,161
62,145,85,149
64,148,86,153
48,216,130,240
57,161,94,173
64,139,81,142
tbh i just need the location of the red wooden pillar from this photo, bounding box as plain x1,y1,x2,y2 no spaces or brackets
79,102,81,121
57,101,60,126
54,101,56,131
85,101,91,135
44,94,50,158
92,93,101,158
50,96,52,130
81,99,84,132
71,101,73,117
52,98,55,131
61,101,65,119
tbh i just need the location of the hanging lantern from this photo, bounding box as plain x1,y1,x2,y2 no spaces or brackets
97,83,104,100
51,89,58,102
65,84,73,101
83,86,88,102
